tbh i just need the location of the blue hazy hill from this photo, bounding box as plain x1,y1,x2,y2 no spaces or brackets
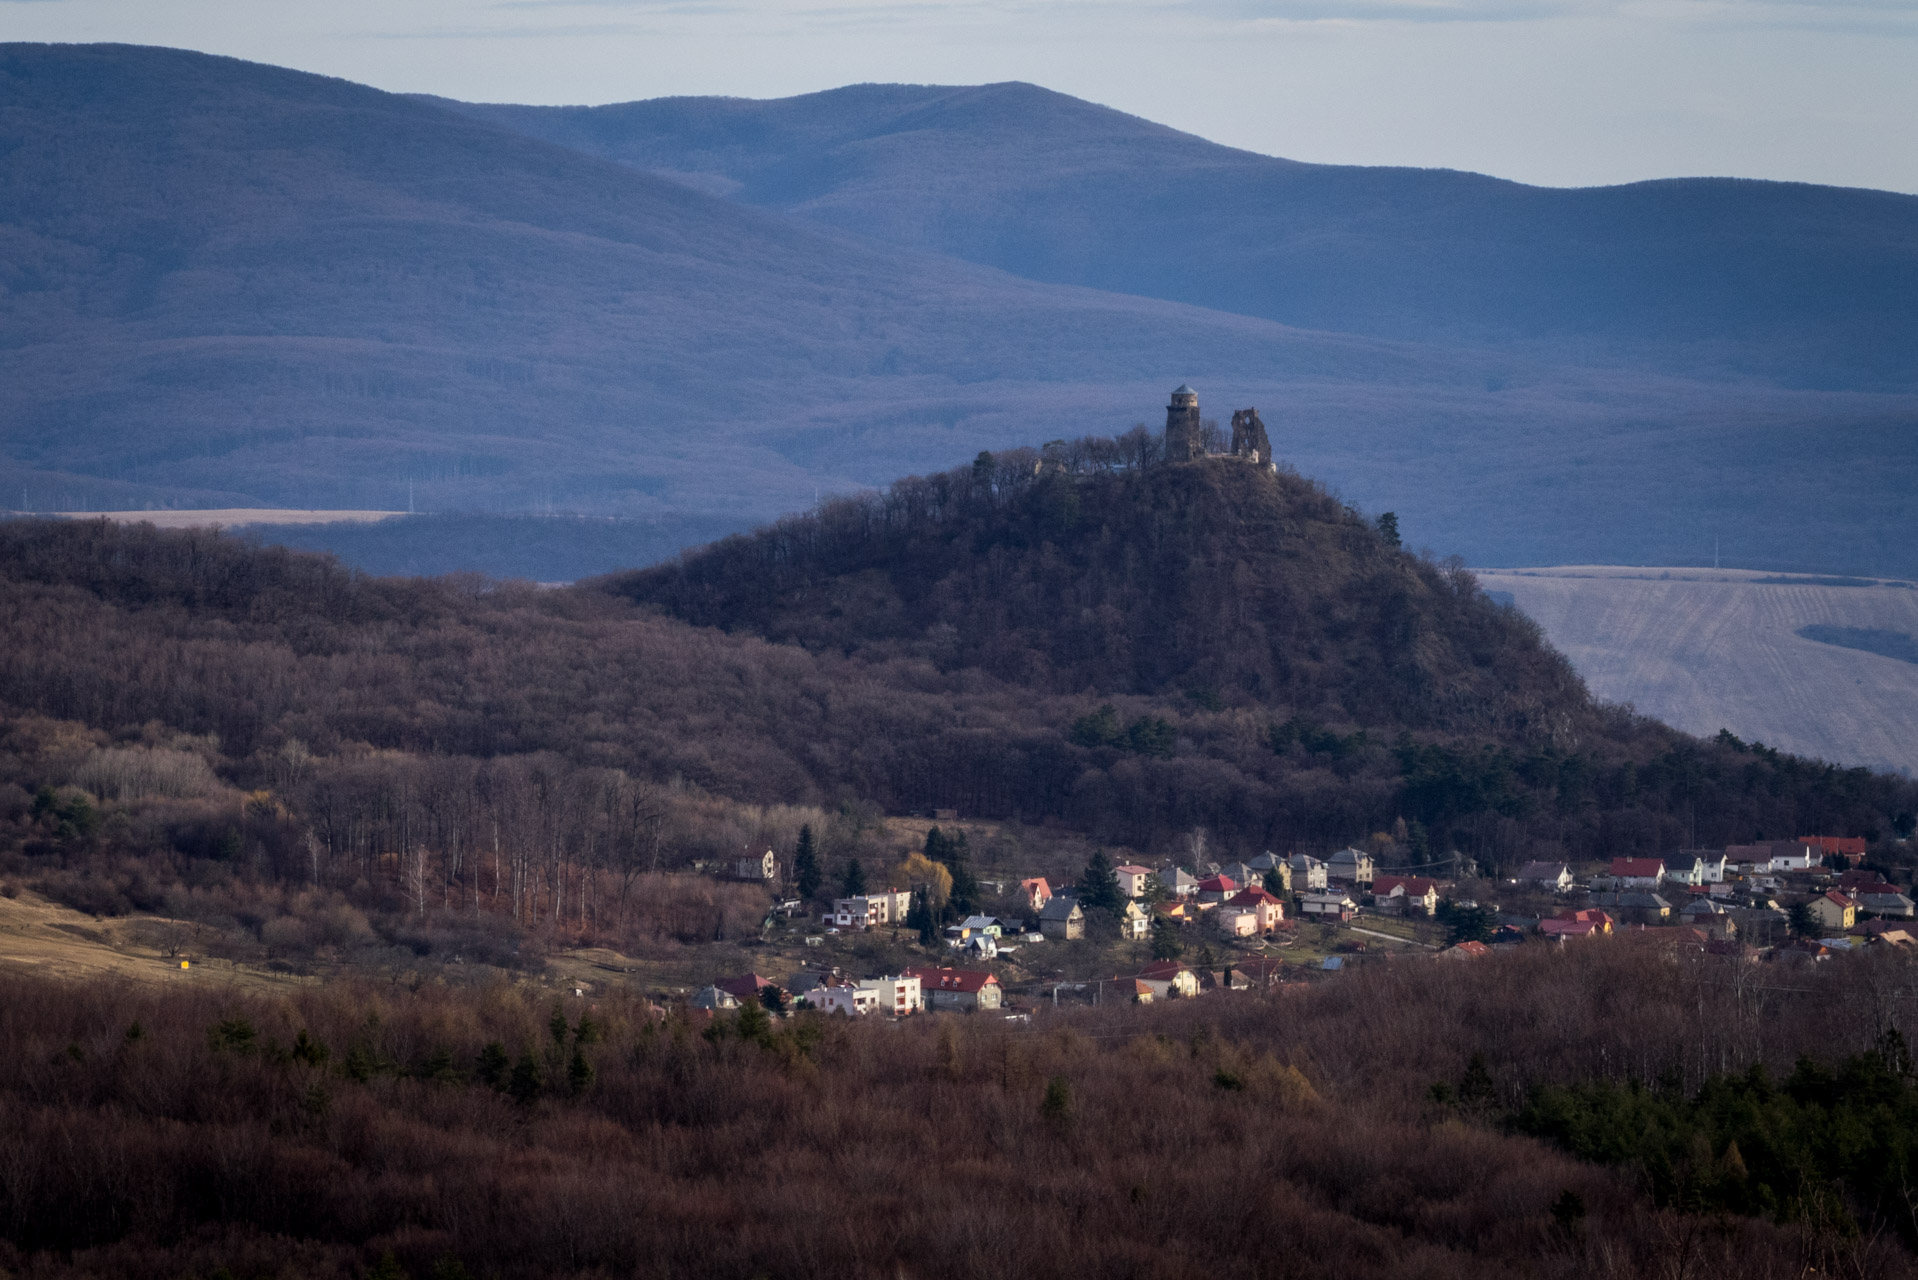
442,82,1918,390
1,46,1914,579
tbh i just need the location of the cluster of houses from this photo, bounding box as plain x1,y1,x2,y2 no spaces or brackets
1499,837,1914,956
691,965,1004,1016
762,830,1902,1000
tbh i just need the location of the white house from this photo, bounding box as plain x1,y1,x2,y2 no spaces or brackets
1608,858,1666,889
1119,899,1151,941
1770,842,1818,873
1137,960,1200,999
1517,861,1574,892
1301,890,1358,921
1289,855,1329,891
832,892,906,930
857,974,923,1016
1114,865,1155,899
1665,851,1728,885
808,984,881,1016
1217,907,1260,937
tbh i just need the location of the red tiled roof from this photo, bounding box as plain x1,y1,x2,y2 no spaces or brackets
901,967,999,994
714,973,777,999
1803,836,1867,856
1824,891,1857,908
1540,919,1599,936
1609,858,1664,877
1226,887,1282,906
1447,941,1491,957
1115,865,1153,876
1195,875,1239,893
1838,871,1895,893
1138,959,1193,981
1373,875,1437,897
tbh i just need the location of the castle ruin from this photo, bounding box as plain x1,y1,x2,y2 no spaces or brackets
1162,384,1273,467
1229,408,1271,467
1164,384,1203,462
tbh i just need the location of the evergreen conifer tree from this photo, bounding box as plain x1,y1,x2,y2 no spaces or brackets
907,886,938,945
842,858,867,897
794,825,822,899
1076,850,1125,914
1150,915,1183,961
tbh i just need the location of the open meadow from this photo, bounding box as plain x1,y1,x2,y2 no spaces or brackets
1477,567,1918,777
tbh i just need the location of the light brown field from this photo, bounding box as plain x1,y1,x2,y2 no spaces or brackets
1476,566,1918,777
34,509,403,528
0,889,307,990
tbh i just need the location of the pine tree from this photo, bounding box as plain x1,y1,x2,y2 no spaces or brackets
476,1040,509,1089
1150,914,1183,961
566,1046,594,1096
946,840,979,917
1076,850,1124,914
507,1052,541,1104
841,858,867,897
1262,867,1286,897
907,886,938,945
794,825,822,899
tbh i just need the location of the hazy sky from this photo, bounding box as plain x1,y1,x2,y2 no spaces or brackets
4,0,1914,193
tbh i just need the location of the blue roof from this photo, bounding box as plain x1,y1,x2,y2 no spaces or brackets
1321,956,1344,971
1173,383,1196,396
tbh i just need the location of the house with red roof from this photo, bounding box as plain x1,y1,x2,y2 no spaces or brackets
902,966,1002,1011
1539,907,1614,939
1137,959,1200,1000
1195,874,1240,904
1806,890,1857,933
1224,886,1286,932
714,973,780,1004
1371,875,1439,916
1608,858,1666,888
1440,940,1492,959
1838,869,1897,895
1019,878,1053,912
1802,836,1868,866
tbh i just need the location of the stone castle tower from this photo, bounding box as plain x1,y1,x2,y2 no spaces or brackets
1164,384,1203,461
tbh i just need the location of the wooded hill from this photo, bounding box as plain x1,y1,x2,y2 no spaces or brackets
608,443,1587,742
1,436,1905,899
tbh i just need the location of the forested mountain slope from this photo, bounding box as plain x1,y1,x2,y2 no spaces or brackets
609,448,1587,742
3,447,1910,872
444,82,1918,388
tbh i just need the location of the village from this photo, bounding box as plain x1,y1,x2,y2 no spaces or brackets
683,831,1915,1020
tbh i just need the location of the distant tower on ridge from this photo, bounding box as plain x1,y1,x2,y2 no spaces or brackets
1164,383,1203,461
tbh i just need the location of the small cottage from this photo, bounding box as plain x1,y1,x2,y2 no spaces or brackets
1039,897,1085,940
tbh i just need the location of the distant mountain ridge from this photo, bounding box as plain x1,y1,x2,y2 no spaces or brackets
2,45,1916,579
440,82,1918,388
